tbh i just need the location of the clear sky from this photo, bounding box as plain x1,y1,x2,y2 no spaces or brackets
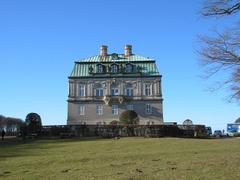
0,0,239,131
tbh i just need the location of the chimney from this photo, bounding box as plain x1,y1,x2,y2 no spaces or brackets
124,45,132,57
100,45,108,56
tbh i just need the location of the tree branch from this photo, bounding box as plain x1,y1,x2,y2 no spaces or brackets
202,0,240,16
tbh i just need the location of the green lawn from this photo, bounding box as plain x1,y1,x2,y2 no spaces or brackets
1,137,240,180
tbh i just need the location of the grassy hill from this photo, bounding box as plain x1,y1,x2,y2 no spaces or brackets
1,137,240,180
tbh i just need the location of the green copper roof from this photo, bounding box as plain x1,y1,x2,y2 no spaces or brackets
77,54,154,62
69,54,160,78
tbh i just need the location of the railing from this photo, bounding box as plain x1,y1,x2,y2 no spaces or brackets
68,95,162,103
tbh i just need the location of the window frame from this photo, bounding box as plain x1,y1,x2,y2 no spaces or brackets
111,88,119,96
126,104,134,110
112,105,118,115
145,104,152,114
69,83,75,97
96,105,103,116
126,64,133,73
79,105,85,115
111,64,118,73
97,64,104,73
96,88,104,97
78,84,85,97
126,87,134,97
145,84,152,96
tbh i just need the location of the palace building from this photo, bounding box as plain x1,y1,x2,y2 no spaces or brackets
67,45,163,125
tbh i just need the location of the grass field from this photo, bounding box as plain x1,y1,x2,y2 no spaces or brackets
1,137,240,180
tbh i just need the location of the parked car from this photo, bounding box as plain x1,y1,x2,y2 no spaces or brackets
213,130,223,137
205,126,212,136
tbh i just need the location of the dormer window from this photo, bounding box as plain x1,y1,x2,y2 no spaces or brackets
137,65,141,72
111,64,118,73
88,66,93,73
97,64,104,73
126,64,133,73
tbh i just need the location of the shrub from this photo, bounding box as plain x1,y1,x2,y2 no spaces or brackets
119,110,139,125
25,113,42,135
183,119,193,125
109,120,119,125
235,118,240,124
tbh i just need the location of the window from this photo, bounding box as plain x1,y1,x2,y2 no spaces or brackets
96,105,103,115
126,87,133,97
112,105,118,115
126,64,133,73
79,105,85,115
145,104,152,114
97,64,103,73
145,84,152,96
126,104,134,110
111,64,118,73
69,83,75,96
111,88,119,96
89,66,93,73
78,84,85,97
96,88,104,97
146,121,154,125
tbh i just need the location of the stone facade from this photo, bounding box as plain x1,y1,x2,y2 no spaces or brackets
67,45,163,125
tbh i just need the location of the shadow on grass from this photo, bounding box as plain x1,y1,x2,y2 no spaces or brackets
0,136,108,159
0,136,106,146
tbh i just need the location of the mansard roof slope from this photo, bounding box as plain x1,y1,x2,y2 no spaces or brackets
69,53,161,78
76,54,154,63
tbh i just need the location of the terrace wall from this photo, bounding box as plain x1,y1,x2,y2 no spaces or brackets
40,125,206,138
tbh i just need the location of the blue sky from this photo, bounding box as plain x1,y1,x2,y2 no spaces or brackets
0,0,239,130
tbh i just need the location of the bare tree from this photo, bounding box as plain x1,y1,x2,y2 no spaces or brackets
202,0,240,16
231,67,240,98
199,0,240,101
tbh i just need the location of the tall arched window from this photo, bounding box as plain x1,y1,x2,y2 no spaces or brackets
78,84,85,97
95,83,104,97
144,84,152,96
125,83,134,97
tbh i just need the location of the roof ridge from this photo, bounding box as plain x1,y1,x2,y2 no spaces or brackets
76,54,154,62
